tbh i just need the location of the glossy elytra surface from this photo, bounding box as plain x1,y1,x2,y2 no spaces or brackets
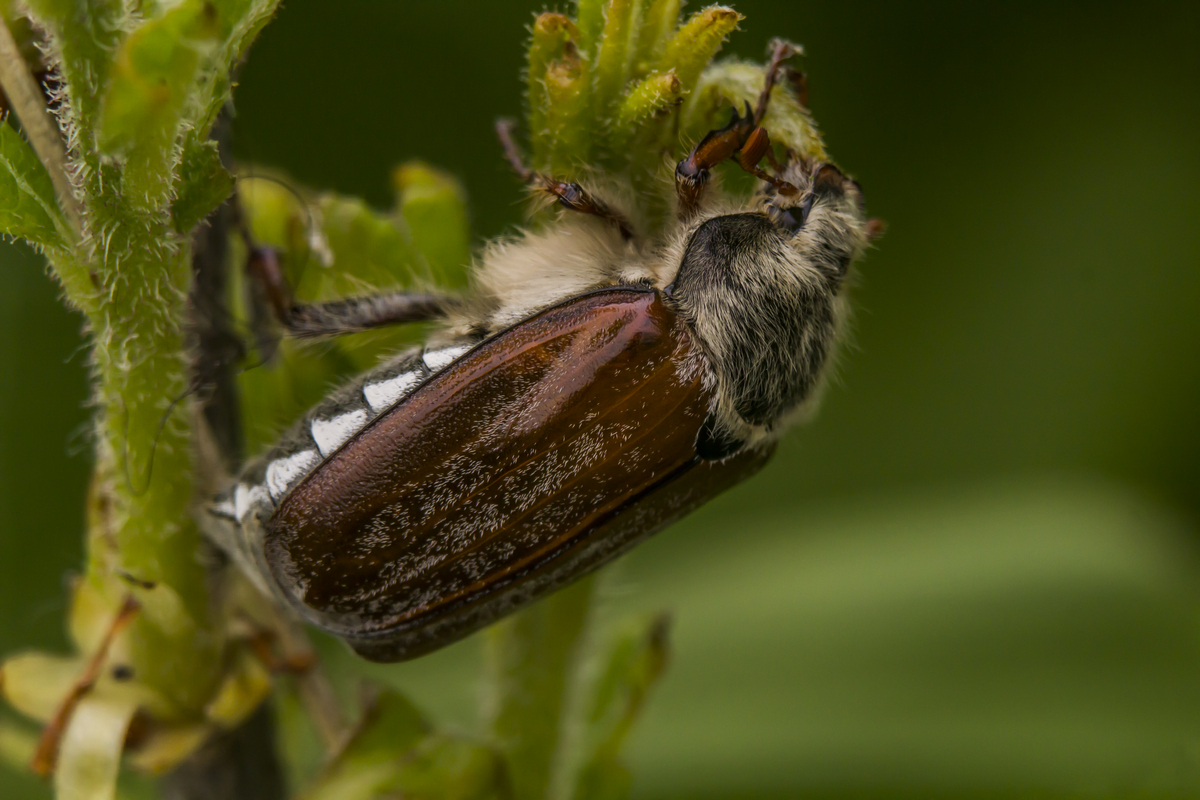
209,288,774,661
279,289,770,659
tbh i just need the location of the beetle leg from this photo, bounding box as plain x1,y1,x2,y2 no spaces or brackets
737,127,799,196
276,291,458,339
232,198,458,344
786,65,809,110
753,39,800,126
496,118,635,240
674,104,754,218
676,42,806,217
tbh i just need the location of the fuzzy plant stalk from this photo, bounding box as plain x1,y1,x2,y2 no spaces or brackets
1,1,832,799
1,0,282,796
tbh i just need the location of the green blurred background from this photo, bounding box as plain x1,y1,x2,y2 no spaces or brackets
3,1,1199,797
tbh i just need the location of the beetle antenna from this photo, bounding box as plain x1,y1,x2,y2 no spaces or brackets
233,172,316,269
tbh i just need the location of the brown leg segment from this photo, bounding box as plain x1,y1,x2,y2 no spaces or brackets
674,104,756,218
495,118,635,240
753,39,800,126
675,41,805,218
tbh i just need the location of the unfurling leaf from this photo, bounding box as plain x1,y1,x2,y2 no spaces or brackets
542,47,591,176
631,0,682,72
612,70,684,152
656,6,743,96
171,137,234,233
591,0,634,122
572,0,605,59
527,13,577,158
54,695,138,800
0,122,70,250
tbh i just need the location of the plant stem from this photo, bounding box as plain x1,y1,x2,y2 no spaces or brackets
79,192,220,710
483,576,597,800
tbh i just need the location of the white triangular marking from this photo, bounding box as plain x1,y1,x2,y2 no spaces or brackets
265,449,321,502
422,345,470,372
311,409,369,457
363,371,420,413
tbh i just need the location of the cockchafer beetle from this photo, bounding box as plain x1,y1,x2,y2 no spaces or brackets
203,42,876,662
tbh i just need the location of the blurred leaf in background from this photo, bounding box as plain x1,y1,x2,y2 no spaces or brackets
3,1,1199,798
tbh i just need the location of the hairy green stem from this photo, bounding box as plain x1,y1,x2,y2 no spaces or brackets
86,206,220,709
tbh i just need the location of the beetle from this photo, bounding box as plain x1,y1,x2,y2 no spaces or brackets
203,41,874,662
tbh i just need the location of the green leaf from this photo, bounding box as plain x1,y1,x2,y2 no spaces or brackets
527,13,578,160
21,0,126,138
236,174,425,297
541,48,591,175
0,2,43,65
630,0,681,74
0,651,85,722
519,0,756,219
611,69,683,152
237,173,308,254
574,760,630,800
0,122,70,249
307,728,508,800
171,137,234,233
383,736,509,800
343,690,429,762
232,175,426,447
309,192,426,302
393,161,471,288
573,0,605,59
0,716,39,773
187,0,282,140
96,0,222,211
591,0,634,123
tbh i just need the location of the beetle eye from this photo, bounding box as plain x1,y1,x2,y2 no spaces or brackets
768,194,814,234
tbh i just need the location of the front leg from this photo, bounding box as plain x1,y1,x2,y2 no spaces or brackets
675,39,804,218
